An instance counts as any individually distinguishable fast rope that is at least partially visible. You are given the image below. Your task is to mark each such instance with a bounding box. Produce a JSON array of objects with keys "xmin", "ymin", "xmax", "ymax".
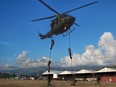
[
  {"xmin": 68, "ymin": 29, "xmax": 77, "ymax": 86},
  {"xmin": 48, "ymin": 39, "xmax": 55, "ymax": 87},
  {"xmin": 68, "ymin": 30, "xmax": 72, "ymax": 72}
]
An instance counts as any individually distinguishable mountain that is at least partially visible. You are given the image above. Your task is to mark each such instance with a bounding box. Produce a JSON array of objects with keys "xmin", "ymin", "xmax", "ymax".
[
  {"xmin": 0, "ymin": 65, "xmax": 115, "ymax": 76},
  {"xmin": 0, "ymin": 67, "xmax": 47, "ymax": 76}
]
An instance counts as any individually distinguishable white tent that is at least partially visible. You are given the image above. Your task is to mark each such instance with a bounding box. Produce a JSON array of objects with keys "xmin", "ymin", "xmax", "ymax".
[
  {"xmin": 59, "ymin": 70, "xmax": 72, "ymax": 75},
  {"xmin": 42, "ymin": 70, "xmax": 55, "ymax": 75},
  {"xmin": 96, "ymin": 67, "xmax": 116, "ymax": 73},
  {"xmin": 42, "ymin": 70, "xmax": 62, "ymax": 75},
  {"xmin": 42, "ymin": 70, "xmax": 62, "ymax": 79},
  {"xmin": 75, "ymin": 69, "xmax": 96, "ymax": 74}
]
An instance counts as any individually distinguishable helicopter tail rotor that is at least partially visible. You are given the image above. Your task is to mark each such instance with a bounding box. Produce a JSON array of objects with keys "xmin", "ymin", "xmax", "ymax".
[
  {"xmin": 38, "ymin": 33, "xmax": 46, "ymax": 39},
  {"xmin": 37, "ymin": 29, "xmax": 45, "ymax": 39}
]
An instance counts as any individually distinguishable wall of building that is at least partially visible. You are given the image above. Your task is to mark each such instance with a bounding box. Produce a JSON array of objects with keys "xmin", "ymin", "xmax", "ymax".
[{"xmin": 101, "ymin": 76, "xmax": 116, "ymax": 82}]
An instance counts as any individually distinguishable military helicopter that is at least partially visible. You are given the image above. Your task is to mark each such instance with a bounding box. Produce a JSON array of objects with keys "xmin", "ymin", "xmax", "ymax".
[{"xmin": 32, "ymin": 0, "xmax": 98, "ymax": 39}]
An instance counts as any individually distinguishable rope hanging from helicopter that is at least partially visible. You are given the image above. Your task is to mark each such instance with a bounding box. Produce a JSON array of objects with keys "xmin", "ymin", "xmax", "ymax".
[
  {"xmin": 67, "ymin": 29, "xmax": 76, "ymax": 85},
  {"xmin": 47, "ymin": 39, "xmax": 55, "ymax": 87},
  {"xmin": 68, "ymin": 30, "xmax": 79, "ymax": 85},
  {"xmin": 68, "ymin": 26, "xmax": 79, "ymax": 85},
  {"xmin": 68, "ymin": 29, "xmax": 73, "ymax": 72}
]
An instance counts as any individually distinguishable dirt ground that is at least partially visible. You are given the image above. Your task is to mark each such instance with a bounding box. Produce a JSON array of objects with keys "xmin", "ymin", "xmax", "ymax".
[{"xmin": 0, "ymin": 79, "xmax": 116, "ymax": 87}]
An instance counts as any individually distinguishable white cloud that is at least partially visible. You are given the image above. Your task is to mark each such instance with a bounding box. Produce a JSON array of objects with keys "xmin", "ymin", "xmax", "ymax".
[
  {"xmin": 99, "ymin": 32, "xmax": 116, "ymax": 65},
  {"xmin": 99, "ymin": 32, "xmax": 116, "ymax": 58},
  {"xmin": 22, "ymin": 58, "xmax": 31, "ymax": 66},
  {"xmin": 25, "ymin": 56, "xmax": 49, "ymax": 68},
  {"xmin": 7, "ymin": 32, "xmax": 115, "ymax": 68},
  {"xmin": 60, "ymin": 32, "xmax": 116, "ymax": 67},
  {"xmin": 16, "ymin": 50, "xmax": 50, "ymax": 68},
  {"xmin": 17, "ymin": 50, "xmax": 28, "ymax": 60}
]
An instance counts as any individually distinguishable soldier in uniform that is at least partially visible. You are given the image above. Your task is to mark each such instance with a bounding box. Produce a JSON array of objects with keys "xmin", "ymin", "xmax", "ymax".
[{"xmin": 95, "ymin": 76, "xmax": 101, "ymax": 87}]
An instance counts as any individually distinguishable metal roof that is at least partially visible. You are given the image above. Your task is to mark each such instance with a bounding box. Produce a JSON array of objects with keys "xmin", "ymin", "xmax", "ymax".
[
  {"xmin": 96, "ymin": 67, "xmax": 116, "ymax": 73},
  {"xmin": 75, "ymin": 69, "xmax": 96, "ymax": 74},
  {"xmin": 42, "ymin": 70, "xmax": 62, "ymax": 75},
  {"xmin": 59, "ymin": 70, "xmax": 72, "ymax": 75}
]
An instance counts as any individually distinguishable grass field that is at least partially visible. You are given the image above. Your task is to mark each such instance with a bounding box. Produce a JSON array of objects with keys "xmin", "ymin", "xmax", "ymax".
[{"xmin": 0, "ymin": 79, "xmax": 116, "ymax": 87}]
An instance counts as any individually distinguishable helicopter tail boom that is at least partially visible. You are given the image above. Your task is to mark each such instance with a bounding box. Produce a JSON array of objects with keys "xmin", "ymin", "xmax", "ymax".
[{"xmin": 38, "ymin": 32, "xmax": 52, "ymax": 39}]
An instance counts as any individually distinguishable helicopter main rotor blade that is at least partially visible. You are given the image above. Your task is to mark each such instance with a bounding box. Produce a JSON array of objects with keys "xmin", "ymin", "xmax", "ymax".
[
  {"xmin": 39, "ymin": 0, "xmax": 60, "ymax": 15},
  {"xmin": 64, "ymin": 1, "xmax": 98, "ymax": 14},
  {"xmin": 32, "ymin": 15, "xmax": 56, "ymax": 22}
]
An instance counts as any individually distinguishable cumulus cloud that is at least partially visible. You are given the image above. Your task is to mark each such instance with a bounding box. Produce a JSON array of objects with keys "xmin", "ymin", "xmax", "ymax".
[
  {"xmin": 16, "ymin": 50, "xmax": 50, "ymax": 68},
  {"xmin": 22, "ymin": 56, "xmax": 49, "ymax": 68},
  {"xmin": 99, "ymin": 32, "xmax": 116, "ymax": 64},
  {"xmin": 60, "ymin": 32, "xmax": 116, "ymax": 67},
  {"xmin": 17, "ymin": 50, "xmax": 28, "ymax": 60},
  {"xmin": 16, "ymin": 50, "xmax": 28, "ymax": 65},
  {"xmin": 12, "ymin": 32, "xmax": 116, "ymax": 68}
]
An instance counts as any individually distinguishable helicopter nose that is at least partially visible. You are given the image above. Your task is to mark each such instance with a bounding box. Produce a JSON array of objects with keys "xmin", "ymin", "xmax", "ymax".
[
  {"xmin": 69, "ymin": 17, "xmax": 75, "ymax": 24},
  {"xmin": 72, "ymin": 17, "xmax": 75, "ymax": 22}
]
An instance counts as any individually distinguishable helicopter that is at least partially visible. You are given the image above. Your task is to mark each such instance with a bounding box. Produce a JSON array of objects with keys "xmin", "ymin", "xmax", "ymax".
[{"xmin": 32, "ymin": 0, "xmax": 98, "ymax": 39}]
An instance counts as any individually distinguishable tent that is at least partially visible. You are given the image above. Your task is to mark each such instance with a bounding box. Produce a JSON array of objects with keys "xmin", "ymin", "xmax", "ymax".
[
  {"xmin": 59, "ymin": 70, "xmax": 72, "ymax": 75},
  {"xmin": 42, "ymin": 70, "xmax": 62, "ymax": 79},
  {"xmin": 96, "ymin": 67, "xmax": 116, "ymax": 73},
  {"xmin": 75, "ymin": 69, "xmax": 96, "ymax": 74}
]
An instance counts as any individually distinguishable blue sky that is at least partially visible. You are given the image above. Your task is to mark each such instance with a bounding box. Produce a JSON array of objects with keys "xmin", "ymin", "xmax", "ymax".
[{"xmin": 0, "ymin": 0, "xmax": 116, "ymax": 69}]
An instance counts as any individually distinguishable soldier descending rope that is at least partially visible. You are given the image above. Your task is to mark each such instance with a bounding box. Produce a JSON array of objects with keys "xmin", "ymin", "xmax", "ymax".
[
  {"xmin": 95, "ymin": 76, "xmax": 101, "ymax": 87},
  {"xmin": 47, "ymin": 39, "xmax": 55, "ymax": 87},
  {"xmin": 50, "ymin": 39, "xmax": 54, "ymax": 50},
  {"xmin": 47, "ymin": 58, "xmax": 51, "ymax": 86},
  {"xmin": 68, "ymin": 48, "xmax": 77, "ymax": 86},
  {"xmin": 68, "ymin": 48, "xmax": 72, "ymax": 59}
]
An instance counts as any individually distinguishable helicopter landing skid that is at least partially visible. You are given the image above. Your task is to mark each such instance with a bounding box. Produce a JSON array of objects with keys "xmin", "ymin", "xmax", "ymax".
[{"xmin": 63, "ymin": 27, "xmax": 75, "ymax": 37}]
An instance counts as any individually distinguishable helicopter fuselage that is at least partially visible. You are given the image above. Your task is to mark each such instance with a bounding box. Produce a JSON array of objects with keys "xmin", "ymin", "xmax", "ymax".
[
  {"xmin": 39, "ymin": 15, "xmax": 75, "ymax": 39},
  {"xmin": 52, "ymin": 15, "xmax": 75, "ymax": 35}
]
